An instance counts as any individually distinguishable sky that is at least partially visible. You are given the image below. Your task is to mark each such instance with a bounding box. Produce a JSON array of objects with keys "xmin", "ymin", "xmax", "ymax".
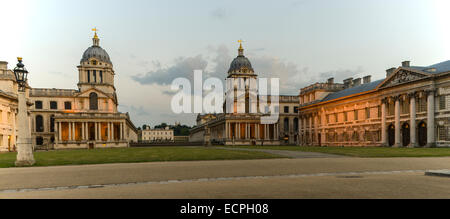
[{"xmin": 0, "ymin": 0, "xmax": 449, "ymax": 127}]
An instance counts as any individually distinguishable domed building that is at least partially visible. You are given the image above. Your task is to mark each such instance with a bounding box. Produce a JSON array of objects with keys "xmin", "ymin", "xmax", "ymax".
[
  {"xmin": 26, "ymin": 31, "xmax": 138, "ymax": 150},
  {"xmin": 190, "ymin": 42, "xmax": 298, "ymax": 145}
]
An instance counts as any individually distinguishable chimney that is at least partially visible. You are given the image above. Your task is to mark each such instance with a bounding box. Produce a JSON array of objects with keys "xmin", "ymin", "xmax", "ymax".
[
  {"xmin": 327, "ymin": 78, "xmax": 334, "ymax": 84},
  {"xmin": 386, "ymin": 68, "xmax": 396, "ymax": 77},
  {"xmin": 343, "ymin": 78, "xmax": 354, "ymax": 88},
  {"xmin": 0, "ymin": 61, "xmax": 8, "ymax": 72},
  {"xmin": 402, "ymin": 61, "xmax": 410, "ymax": 67},
  {"xmin": 353, "ymin": 78, "xmax": 362, "ymax": 86},
  {"xmin": 363, "ymin": 75, "xmax": 372, "ymax": 84}
]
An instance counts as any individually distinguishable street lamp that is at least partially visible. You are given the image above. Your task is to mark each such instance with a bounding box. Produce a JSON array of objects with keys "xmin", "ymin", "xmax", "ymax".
[{"xmin": 13, "ymin": 57, "xmax": 35, "ymax": 167}]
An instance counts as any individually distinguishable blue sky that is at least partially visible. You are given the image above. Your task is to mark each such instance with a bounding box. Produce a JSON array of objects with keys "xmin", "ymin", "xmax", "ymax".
[{"xmin": 0, "ymin": 0, "xmax": 448, "ymax": 127}]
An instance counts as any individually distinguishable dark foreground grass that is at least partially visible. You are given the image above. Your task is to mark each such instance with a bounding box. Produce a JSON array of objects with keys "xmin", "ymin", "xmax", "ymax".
[
  {"xmin": 226, "ymin": 146, "xmax": 450, "ymax": 158},
  {"xmin": 0, "ymin": 147, "xmax": 283, "ymax": 168}
]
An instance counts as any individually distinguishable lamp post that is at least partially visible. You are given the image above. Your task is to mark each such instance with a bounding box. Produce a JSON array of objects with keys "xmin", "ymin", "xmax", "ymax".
[{"xmin": 14, "ymin": 57, "xmax": 35, "ymax": 167}]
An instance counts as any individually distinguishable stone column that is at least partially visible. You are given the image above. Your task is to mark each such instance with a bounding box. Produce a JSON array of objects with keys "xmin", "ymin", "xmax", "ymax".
[
  {"xmin": 309, "ymin": 115, "xmax": 313, "ymax": 145},
  {"xmin": 409, "ymin": 93, "xmax": 417, "ymax": 148},
  {"xmin": 224, "ymin": 122, "xmax": 228, "ymax": 141},
  {"xmin": 58, "ymin": 122, "xmax": 62, "ymax": 141},
  {"xmin": 381, "ymin": 98, "xmax": 387, "ymax": 146},
  {"xmin": 112, "ymin": 123, "xmax": 115, "ymax": 141},
  {"xmin": 94, "ymin": 122, "xmax": 98, "ymax": 141},
  {"xmin": 15, "ymin": 92, "xmax": 35, "ymax": 166},
  {"xmin": 82, "ymin": 122, "xmax": 85, "ymax": 140},
  {"xmin": 120, "ymin": 122, "xmax": 124, "ymax": 140},
  {"xmin": 68, "ymin": 122, "xmax": 72, "ymax": 141},
  {"xmin": 394, "ymin": 96, "xmax": 401, "ymax": 147},
  {"xmin": 298, "ymin": 117, "xmax": 302, "ymax": 146},
  {"xmin": 314, "ymin": 114, "xmax": 319, "ymax": 144},
  {"xmin": 427, "ymin": 89, "xmax": 436, "ymax": 147}
]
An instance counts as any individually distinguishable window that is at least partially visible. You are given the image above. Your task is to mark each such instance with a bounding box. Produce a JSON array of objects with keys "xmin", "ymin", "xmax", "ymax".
[
  {"xmin": 378, "ymin": 106, "xmax": 381, "ymax": 118},
  {"xmin": 284, "ymin": 118, "xmax": 290, "ymax": 132},
  {"xmin": 36, "ymin": 115, "xmax": 44, "ymax": 132},
  {"xmin": 401, "ymin": 100, "xmax": 410, "ymax": 114},
  {"xmin": 36, "ymin": 137, "xmax": 44, "ymax": 146},
  {"xmin": 366, "ymin": 108, "xmax": 370, "ymax": 119},
  {"xmin": 89, "ymin": 93, "xmax": 98, "ymax": 110},
  {"xmin": 93, "ymin": 70, "xmax": 97, "ymax": 82},
  {"xmin": 50, "ymin": 115, "xmax": 55, "ymax": 132},
  {"xmin": 100, "ymin": 71, "xmax": 103, "ymax": 83},
  {"xmin": 64, "ymin": 102, "xmax": 72, "ymax": 110},
  {"xmin": 417, "ymin": 97, "xmax": 427, "ymax": 112},
  {"xmin": 294, "ymin": 107, "xmax": 299, "ymax": 114},
  {"xmin": 440, "ymin": 96, "xmax": 446, "ymax": 110},
  {"xmin": 344, "ymin": 112, "xmax": 348, "ymax": 122},
  {"xmin": 284, "ymin": 106, "xmax": 289, "ymax": 113},
  {"xmin": 87, "ymin": 70, "xmax": 90, "ymax": 83},
  {"xmin": 35, "ymin": 101, "xmax": 43, "ymax": 109},
  {"xmin": 50, "ymin": 101, "xmax": 58, "ymax": 110},
  {"xmin": 354, "ymin": 110, "xmax": 359, "ymax": 121}
]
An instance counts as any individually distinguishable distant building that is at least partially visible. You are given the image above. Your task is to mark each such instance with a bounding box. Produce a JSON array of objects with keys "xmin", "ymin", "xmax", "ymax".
[
  {"xmin": 189, "ymin": 43, "xmax": 298, "ymax": 145},
  {"xmin": 141, "ymin": 127, "xmax": 174, "ymax": 142},
  {"xmin": 299, "ymin": 60, "xmax": 450, "ymax": 148},
  {"xmin": 0, "ymin": 61, "xmax": 20, "ymax": 152}
]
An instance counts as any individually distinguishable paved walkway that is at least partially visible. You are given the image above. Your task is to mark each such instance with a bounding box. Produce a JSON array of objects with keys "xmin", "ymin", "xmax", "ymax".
[
  {"xmin": 216, "ymin": 147, "xmax": 345, "ymax": 158},
  {"xmin": 1, "ymin": 157, "xmax": 450, "ymax": 198}
]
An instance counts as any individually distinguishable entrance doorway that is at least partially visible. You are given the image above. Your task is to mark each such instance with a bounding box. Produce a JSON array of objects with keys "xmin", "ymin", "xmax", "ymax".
[
  {"xmin": 418, "ymin": 122, "xmax": 427, "ymax": 147},
  {"xmin": 402, "ymin": 123, "xmax": 410, "ymax": 147},
  {"xmin": 388, "ymin": 124, "xmax": 395, "ymax": 147}
]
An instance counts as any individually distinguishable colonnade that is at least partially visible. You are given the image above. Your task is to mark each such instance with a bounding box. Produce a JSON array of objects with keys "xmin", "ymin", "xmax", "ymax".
[{"xmin": 56, "ymin": 121, "xmax": 125, "ymax": 142}]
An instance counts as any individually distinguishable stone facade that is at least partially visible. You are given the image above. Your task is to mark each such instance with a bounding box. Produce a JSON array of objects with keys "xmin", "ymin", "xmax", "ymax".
[
  {"xmin": 299, "ymin": 60, "xmax": 450, "ymax": 148},
  {"xmin": 189, "ymin": 43, "xmax": 297, "ymax": 146},
  {"xmin": 27, "ymin": 33, "xmax": 138, "ymax": 150},
  {"xmin": 141, "ymin": 127, "xmax": 174, "ymax": 142}
]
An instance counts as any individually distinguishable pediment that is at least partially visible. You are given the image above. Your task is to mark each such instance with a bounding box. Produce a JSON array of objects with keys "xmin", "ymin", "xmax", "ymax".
[
  {"xmin": 377, "ymin": 68, "xmax": 430, "ymax": 89},
  {"xmin": 75, "ymin": 88, "xmax": 111, "ymax": 98}
]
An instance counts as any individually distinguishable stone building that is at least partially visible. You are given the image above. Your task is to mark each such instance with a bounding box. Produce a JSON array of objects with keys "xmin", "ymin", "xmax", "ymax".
[
  {"xmin": 299, "ymin": 60, "xmax": 450, "ymax": 148},
  {"xmin": 189, "ymin": 43, "xmax": 297, "ymax": 145},
  {"xmin": 141, "ymin": 127, "xmax": 174, "ymax": 142},
  {"xmin": 28, "ymin": 32, "xmax": 138, "ymax": 150},
  {"xmin": 0, "ymin": 62, "xmax": 19, "ymax": 152}
]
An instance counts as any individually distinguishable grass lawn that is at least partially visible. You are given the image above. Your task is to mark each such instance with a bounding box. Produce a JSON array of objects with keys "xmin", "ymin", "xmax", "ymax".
[
  {"xmin": 224, "ymin": 146, "xmax": 450, "ymax": 158},
  {"xmin": 0, "ymin": 147, "xmax": 283, "ymax": 168}
]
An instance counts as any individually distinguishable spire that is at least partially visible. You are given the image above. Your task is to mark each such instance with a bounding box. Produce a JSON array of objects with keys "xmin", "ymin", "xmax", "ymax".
[
  {"xmin": 92, "ymin": 28, "xmax": 100, "ymax": 47},
  {"xmin": 238, "ymin": 39, "xmax": 244, "ymax": 56}
]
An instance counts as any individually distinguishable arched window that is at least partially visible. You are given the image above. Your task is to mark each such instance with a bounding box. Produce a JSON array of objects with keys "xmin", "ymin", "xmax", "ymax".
[
  {"xmin": 89, "ymin": 92, "xmax": 98, "ymax": 110},
  {"xmin": 36, "ymin": 115, "xmax": 44, "ymax": 132}
]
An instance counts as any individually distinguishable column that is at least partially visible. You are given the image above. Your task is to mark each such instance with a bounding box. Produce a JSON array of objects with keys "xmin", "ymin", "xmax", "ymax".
[
  {"xmin": 58, "ymin": 122, "xmax": 62, "ymax": 141},
  {"xmin": 394, "ymin": 96, "xmax": 401, "ymax": 147},
  {"xmin": 298, "ymin": 117, "xmax": 302, "ymax": 146},
  {"xmin": 427, "ymin": 89, "xmax": 436, "ymax": 147},
  {"xmin": 224, "ymin": 122, "xmax": 228, "ymax": 140},
  {"xmin": 107, "ymin": 123, "xmax": 111, "ymax": 141},
  {"xmin": 82, "ymin": 121, "xmax": 85, "ymax": 140},
  {"xmin": 381, "ymin": 98, "xmax": 387, "ymax": 146},
  {"xmin": 85, "ymin": 123, "xmax": 89, "ymax": 141},
  {"xmin": 120, "ymin": 122, "xmax": 124, "ymax": 140},
  {"xmin": 265, "ymin": 124, "xmax": 269, "ymax": 140},
  {"xmin": 314, "ymin": 114, "xmax": 319, "ymax": 144},
  {"xmin": 245, "ymin": 123, "xmax": 248, "ymax": 140},
  {"xmin": 94, "ymin": 122, "xmax": 98, "ymax": 141},
  {"xmin": 256, "ymin": 124, "xmax": 259, "ymax": 140},
  {"xmin": 68, "ymin": 122, "xmax": 72, "ymax": 141},
  {"xmin": 309, "ymin": 115, "xmax": 313, "ymax": 145},
  {"xmin": 409, "ymin": 93, "xmax": 417, "ymax": 148},
  {"xmin": 112, "ymin": 123, "xmax": 115, "ymax": 141}
]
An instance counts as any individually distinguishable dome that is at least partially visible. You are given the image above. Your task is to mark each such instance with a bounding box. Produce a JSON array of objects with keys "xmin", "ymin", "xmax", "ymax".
[
  {"xmin": 80, "ymin": 32, "xmax": 112, "ymax": 64},
  {"xmin": 81, "ymin": 46, "xmax": 112, "ymax": 64},
  {"xmin": 227, "ymin": 42, "xmax": 254, "ymax": 74},
  {"xmin": 228, "ymin": 55, "xmax": 254, "ymax": 74}
]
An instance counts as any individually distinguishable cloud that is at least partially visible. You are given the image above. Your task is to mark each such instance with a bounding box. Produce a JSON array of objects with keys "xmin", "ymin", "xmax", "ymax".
[
  {"xmin": 131, "ymin": 55, "xmax": 208, "ymax": 86},
  {"xmin": 131, "ymin": 45, "xmax": 366, "ymax": 96},
  {"xmin": 210, "ymin": 8, "xmax": 227, "ymax": 20}
]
